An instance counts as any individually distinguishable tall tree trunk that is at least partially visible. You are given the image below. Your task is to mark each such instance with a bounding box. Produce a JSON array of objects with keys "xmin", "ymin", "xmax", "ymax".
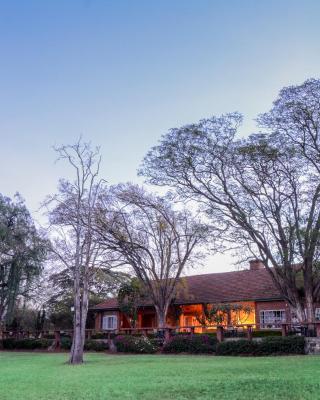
[
  {"xmin": 69, "ymin": 239, "xmax": 83, "ymax": 364},
  {"xmin": 69, "ymin": 288, "xmax": 83, "ymax": 364},
  {"xmin": 305, "ymin": 292, "xmax": 314, "ymax": 324},
  {"xmin": 155, "ymin": 304, "xmax": 168, "ymax": 329}
]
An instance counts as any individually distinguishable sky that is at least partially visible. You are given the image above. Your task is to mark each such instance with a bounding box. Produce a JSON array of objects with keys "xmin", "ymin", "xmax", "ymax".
[{"xmin": 0, "ymin": 0, "xmax": 319, "ymax": 274}]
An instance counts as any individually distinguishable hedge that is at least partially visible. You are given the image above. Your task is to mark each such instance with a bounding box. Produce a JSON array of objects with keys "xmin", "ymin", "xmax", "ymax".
[
  {"xmin": 114, "ymin": 335, "xmax": 157, "ymax": 353},
  {"xmin": 2, "ymin": 338, "xmax": 53, "ymax": 350},
  {"xmin": 162, "ymin": 334, "xmax": 217, "ymax": 354},
  {"xmin": 2, "ymin": 338, "xmax": 108, "ymax": 352},
  {"xmin": 216, "ymin": 336, "xmax": 305, "ymax": 356},
  {"xmin": 252, "ymin": 330, "xmax": 282, "ymax": 337}
]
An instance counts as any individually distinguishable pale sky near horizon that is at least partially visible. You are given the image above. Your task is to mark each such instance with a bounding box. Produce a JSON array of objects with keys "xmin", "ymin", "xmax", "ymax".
[{"xmin": 1, "ymin": 0, "xmax": 319, "ymax": 274}]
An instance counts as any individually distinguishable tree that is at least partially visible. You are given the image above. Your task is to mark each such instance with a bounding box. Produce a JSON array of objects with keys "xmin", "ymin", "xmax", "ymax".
[
  {"xmin": 140, "ymin": 79, "xmax": 320, "ymax": 323},
  {"xmin": 118, "ymin": 277, "xmax": 145, "ymax": 328},
  {"xmin": 195, "ymin": 303, "xmax": 253, "ymax": 326},
  {"xmin": 0, "ymin": 193, "xmax": 47, "ymax": 329},
  {"xmin": 45, "ymin": 139, "xmax": 114, "ymax": 364},
  {"xmin": 94, "ymin": 184, "xmax": 208, "ymax": 330}
]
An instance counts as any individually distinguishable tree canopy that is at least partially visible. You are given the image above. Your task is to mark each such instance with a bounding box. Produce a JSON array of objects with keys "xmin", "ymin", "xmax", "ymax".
[
  {"xmin": 0, "ymin": 194, "xmax": 47, "ymax": 326},
  {"xmin": 140, "ymin": 79, "xmax": 320, "ymax": 322}
]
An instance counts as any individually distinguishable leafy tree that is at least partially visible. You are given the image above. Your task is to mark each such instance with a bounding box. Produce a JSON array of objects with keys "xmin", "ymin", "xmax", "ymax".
[
  {"xmin": 118, "ymin": 277, "xmax": 145, "ymax": 328},
  {"xmin": 0, "ymin": 194, "xmax": 47, "ymax": 328},
  {"xmin": 195, "ymin": 303, "xmax": 253, "ymax": 326},
  {"xmin": 140, "ymin": 79, "xmax": 320, "ymax": 323}
]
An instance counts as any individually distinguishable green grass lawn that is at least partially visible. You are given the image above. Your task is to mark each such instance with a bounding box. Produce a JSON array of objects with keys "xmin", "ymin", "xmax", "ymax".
[{"xmin": 0, "ymin": 352, "xmax": 320, "ymax": 400}]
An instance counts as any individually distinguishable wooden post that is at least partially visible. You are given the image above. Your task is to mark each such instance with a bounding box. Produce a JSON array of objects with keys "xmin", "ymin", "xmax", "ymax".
[
  {"xmin": 246, "ymin": 325, "xmax": 253, "ymax": 341},
  {"xmin": 281, "ymin": 323, "xmax": 287, "ymax": 337},
  {"xmin": 315, "ymin": 323, "xmax": 320, "ymax": 338},
  {"xmin": 216, "ymin": 326, "xmax": 224, "ymax": 343},
  {"xmin": 54, "ymin": 330, "xmax": 61, "ymax": 350}
]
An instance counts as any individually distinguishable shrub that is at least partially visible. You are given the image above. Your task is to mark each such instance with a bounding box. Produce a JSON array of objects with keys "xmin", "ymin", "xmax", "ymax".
[
  {"xmin": 90, "ymin": 332, "xmax": 112, "ymax": 339},
  {"xmin": 216, "ymin": 336, "xmax": 305, "ymax": 356},
  {"xmin": 2, "ymin": 338, "xmax": 53, "ymax": 350},
  {"xmin": 258, "ymin": 336, "xmax": 305, "ymax": 355},
  {"xmin": 84, "ymin": 340, "xmax": 108, "ymax": 352},
  {"xmin": 252, "ymin": 330, "xmax": 282, "ymax": 337},
  {"xmin": 162, "ymin": 334, "xmax": 217, "ymax": 354},
  {"xmin": 60, "ymin": 338, "xmax": 72, "ymax": 350},
  {"xmin": 114, "ymin": 335, "xmax": 157, "ymax": 353},
  {"xmin": 216, "ymin": 339, "xmax": 258, "ymax": 355}
]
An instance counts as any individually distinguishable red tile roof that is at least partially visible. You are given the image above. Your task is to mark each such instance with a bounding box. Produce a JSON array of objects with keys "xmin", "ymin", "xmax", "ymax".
[{"xmin": 92, "ymin": 268, "xmax": 282, "ymax": 310}]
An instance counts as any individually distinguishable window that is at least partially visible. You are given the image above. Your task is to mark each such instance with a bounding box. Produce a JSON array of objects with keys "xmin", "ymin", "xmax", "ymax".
[
  {"xmin": 102, "ymin": 315, "xmax": 118, "ymax": 330},
  {"xmin": 184, "ymin": 316, "xmax": 193, "ymax": 327},
  {"xmin": 260, "ymin": 310, "xmax": 286, "ymax": 328},
  {"xmin": 315, "ymin": 308, "xmax": 320, "ymax": 321}
]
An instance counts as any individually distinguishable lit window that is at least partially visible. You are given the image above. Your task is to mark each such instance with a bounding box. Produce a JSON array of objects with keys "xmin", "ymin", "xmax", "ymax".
[
  {"xmin": 102, "ymin": 315, "xmax": 118, "ymax": 330},
  {"xmin": 260, "ymin": 310, "xmax": 286, "ymax": 328}
]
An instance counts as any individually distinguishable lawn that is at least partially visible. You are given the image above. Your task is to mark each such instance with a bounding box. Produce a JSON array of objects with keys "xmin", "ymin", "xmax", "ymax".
[{"xmin": 0, "ymin": 352, "xmax": 320, "ymax": 400}]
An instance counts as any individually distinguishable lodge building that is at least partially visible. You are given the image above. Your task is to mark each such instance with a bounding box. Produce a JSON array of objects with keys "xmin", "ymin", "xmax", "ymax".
[{"xmin": 92, "ymin": 260, "xmax": 318, "ymax": 332}]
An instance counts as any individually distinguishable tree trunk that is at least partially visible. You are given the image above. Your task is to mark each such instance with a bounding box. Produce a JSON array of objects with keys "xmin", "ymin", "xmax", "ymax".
[
  {"xmin": 69, "ymin": 296, "xmax": 84, "ymax": 364},
  {"xmin": 305, "ymin": 292, "xmax": 314, "ymax": 323},
  {"xmin": 69, "ymin": 261, "xmax": 83, "ymax": 364},
  {"xmin": 292, "ymin": 302, "xmax": 306, "ymax": 323}
]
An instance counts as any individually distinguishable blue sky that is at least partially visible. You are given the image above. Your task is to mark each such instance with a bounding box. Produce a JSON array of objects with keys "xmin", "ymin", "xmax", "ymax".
[{"xmin": 1, "ymin": 0, "xmax": 319, "ymax": 272}]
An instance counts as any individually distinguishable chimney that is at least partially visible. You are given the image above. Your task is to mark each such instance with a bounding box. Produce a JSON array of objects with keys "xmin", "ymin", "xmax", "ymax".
[{"xmin": 249, "ymin": 259, "xmax": 265, "ymax": 271}]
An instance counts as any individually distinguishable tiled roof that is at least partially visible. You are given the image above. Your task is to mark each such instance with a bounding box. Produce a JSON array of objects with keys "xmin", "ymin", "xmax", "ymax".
[{"xmin": 92, "ymin": 268, "xmax": 282, "ymax": 311}]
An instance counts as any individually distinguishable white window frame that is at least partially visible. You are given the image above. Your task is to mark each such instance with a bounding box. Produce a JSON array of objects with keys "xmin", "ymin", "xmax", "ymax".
[
  {"xmin": 102, "ymin": 314, "xmax": 118, "ymax": 330},
  {"xmin": 260, "ymin": 309, "xmax": 286, "ymax": 329}
]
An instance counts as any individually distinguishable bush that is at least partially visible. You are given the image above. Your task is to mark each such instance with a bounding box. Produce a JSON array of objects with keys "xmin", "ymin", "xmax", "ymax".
[
  {"xmin": 162, "ymin": 334, "xmax": 217, "ymax": 354},
  {"xmin": 84, "ymin": 340, "xmax": 108, "ymax": 352},
  {"xmin": 216, "ymin": 339, "xmax": 258, "ymax": 355},
  {"xmin": 114, "ymin": 335, "xmax": 157, "ymax": 353},
  {"xmin": 216, "ymin": 336, "xmax": 305, "ymax": 356},
  {"xmin": 60, "ymin": 337, "xmax": 72, "ymax": 350},
  {"xmin": 2, "ymin": 338, "xmax": 53, "ymax": 350},
  {"xmin": 90, "ymin": 332, "xmax": 110, "ymax": 340},
  {"xmin": 258, "ymin": 336, "xmax": 305, "ymax": 355},
  {"xmin": 252, "ymin": 330, "xmax": 282, "ymax": 337}
]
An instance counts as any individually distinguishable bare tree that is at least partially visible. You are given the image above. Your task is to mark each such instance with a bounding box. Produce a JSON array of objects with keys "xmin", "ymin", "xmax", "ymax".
[
  {"xmin": 45, "ymin": 139, "xmax": 113, "ymax": 364},
  {"xmin": 140, "ymin": 79, "xmax": 320, "ymax": 323},
  {"xmin": 94, "ymin": 184, "xmax": 208, "ymax": 330}
]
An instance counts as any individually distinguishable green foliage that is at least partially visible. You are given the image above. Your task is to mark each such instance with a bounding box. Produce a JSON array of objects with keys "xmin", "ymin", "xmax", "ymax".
[
  {"xmin": 2, "ymin": 338, "xmax": 108, "ymax": 352},
  {"xmin": 91, "ymin": 332, "xmax": 110, "ymax": 339},
  {"xmin": 162, "ymin": 334, "xmax": 217, "ymax": 354},
  {"xmin": 84, "ymin": 340, "xmax": 108, "ymax": 352},
  {"xmin": 117, "ymin": 277, "xmax": 145, "ymax": 328},
  {"xmin": 114, "ymin": 335, "xmax": 157, "ymax": 353},
  {"xmin": 60, "ymin": 337, "xmax": 72, "ymax": 350},
  {"xmin": 216, "ymin": 336, "xmax": 305, "ymax": 356},
  {"xmin": 215, "ymin": 339, "xmax": 258, "ymax": 355},
  {"xmin": 252, "ymin": 330, "xmax": 282, "ymax": 337},
  {"xmin": 0, "ymin": 194, "xmax": 48, "ymax": 324},
  {"xmin": 2, "ymin": 338, "xmax": 53, "ymax": 350},
  {"xmin": 47, "ymin": 296, "xmax": 74, "ymax": 330}
]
